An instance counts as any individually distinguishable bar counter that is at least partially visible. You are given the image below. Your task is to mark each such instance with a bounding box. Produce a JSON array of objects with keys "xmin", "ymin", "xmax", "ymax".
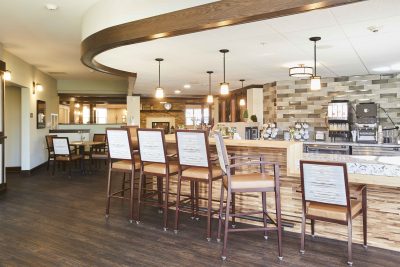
[{"xmin": 164, "ymin": 135, "xmax": 400, "ymax": 252}]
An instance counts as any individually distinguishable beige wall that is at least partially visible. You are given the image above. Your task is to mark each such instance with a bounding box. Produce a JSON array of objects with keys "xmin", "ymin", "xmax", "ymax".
[
  {"xmin": 57, "ymin": 79, "xmax": 128, "ymax": 95},
  {"xmin": 1, "ymin": 49, "xmax": 59, "ymax": 170},
  {"xmin": 107, "ymin": 108, "xmax": 126, "ymax": 124},
  {"xmin": 5, "ymin": 86, "xmax": 21, "ymax": 167}
]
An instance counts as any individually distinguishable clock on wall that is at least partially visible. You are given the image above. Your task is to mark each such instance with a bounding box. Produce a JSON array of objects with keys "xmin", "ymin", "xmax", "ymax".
[{"xmin": 164, "ymin": 102, "xmax": 172, "ymax": 110}]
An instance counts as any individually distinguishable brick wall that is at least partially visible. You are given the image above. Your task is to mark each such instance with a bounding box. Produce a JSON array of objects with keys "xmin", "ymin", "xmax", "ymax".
[{"xmin": 263, "ymin": 73, "xmax": 400, "ymax": 132}]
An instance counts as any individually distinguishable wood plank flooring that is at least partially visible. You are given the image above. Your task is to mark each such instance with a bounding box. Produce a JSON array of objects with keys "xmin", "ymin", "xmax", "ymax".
[{"xmin": 0, "ymin": 167, "xmax": 399, "ymax": 266}]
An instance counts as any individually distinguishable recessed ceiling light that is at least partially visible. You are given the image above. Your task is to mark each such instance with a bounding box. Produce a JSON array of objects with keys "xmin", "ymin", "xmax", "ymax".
[
  {"xmin": 174, "ymin": 90, "xmax": 181, "ymax": 94},
  {"xmin": 45, "ymin": 3, "xmax": 58, "ymax": 11},
  {"xmin": 183, "ymin": 84, "xmax": 191, "ymax": 89},
  {"xmin": 367, "ymin": 26, "xmax": 381, "ymax": 33}
]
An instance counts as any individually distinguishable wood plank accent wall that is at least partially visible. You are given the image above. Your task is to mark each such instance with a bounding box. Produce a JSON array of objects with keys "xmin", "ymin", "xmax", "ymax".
[{"xmin": 264, "ymin": 73, "xmax": 400, "ymax": 131}]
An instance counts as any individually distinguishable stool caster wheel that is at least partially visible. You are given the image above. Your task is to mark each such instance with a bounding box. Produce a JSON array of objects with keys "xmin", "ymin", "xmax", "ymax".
[
  {"xmin": 217, "ymin": 238, "xmax": 221, "ymax": 243},
  {"xmin": 264, "ymin": 235, "xmax": 268, "ymax": 240},
  {"xmin": 231, "ymin": 224, "xmax": 236, "ymax": 229},
  {"xmin": 135, "ymin": 221, "xmax": 140, "ymax": 225},
  {"xmin": 105, "ymin": 214, "xmax": 109, "ymax": 219},
  {"xmin": 221, "ymin": 256, "xmax": 227, "ymax": 261},
  {"xmin": 163, "ymin": 227, "xmax": 168, "ymax": 231},
  {"xmin": 158, "ymin": 209, "xmax": 163, "ymax": 214},
  {"xmin": 311, "ymin": 235, "xmax": 316, "ymax": 239},
  {"xmin": 129, "ymin": 219, "xmax": 133, "ymax": 224},
  {"xmin": 300, "ymin": 250, "xmax": 305, "ymax": 255},
  {"xmin": 363, "ymin": 245, "xmax": 368, "ymax": 250},
  {"xmin": 195, "ymin": 217, "xmax": 200, "ymax": 221},
  {"xmin": 347, "ymin": 261, "xmax": 353, "ymax": 266},
  {"xmin": 190, "ymin": 216, "xmax": 195, "ymax": 220},
  {"xmin": 278, "ymin": 256, "xmax": 283, "ymax": 261},
  {"xmin": 174, "ymin": 230, "xmax": 178, "ymax": 234},
  {"xmin": 206, "ymin": 237, "xmax": 211, "ymax": 242}
]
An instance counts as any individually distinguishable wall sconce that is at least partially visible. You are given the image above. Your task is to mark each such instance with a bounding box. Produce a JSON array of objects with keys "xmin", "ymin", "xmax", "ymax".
[
  {"xmin": 33, "ymin": 82, "xmax": 43, "ymax": 95},
  {"xmin": 4, "ymin": 70, "xmax": 11, "ymax": 81}
]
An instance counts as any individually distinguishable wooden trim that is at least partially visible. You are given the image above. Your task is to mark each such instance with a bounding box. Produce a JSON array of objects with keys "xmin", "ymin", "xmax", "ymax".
[
  {"xmin": 6, "ymin": 167, "xmax": 21, "ymax": 173},
  {"xmin": 81, "ymin": 0, "xmax": 362, "ymax": 77},
  {"xmin": 0, "ymin": 182, "xmax": 6, "ymax": 193},
  {"xmin": 21, "ymin": 162, "xmax": 47, "ymax": 176}
]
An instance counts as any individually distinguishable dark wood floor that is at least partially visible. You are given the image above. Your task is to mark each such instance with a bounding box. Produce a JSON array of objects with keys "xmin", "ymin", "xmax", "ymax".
[{"xmin": 0, "ymin": 167, "xmax": 399, "ymax": 267}]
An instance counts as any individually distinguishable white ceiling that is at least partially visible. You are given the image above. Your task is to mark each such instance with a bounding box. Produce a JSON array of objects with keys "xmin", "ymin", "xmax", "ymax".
[
  {"xmin": 1, "ymin": 0, "xmax": 400, "ymax": 95},
  {"xmin": 94, "ymin": 0, "xmax": 400, "ymax": 95}
]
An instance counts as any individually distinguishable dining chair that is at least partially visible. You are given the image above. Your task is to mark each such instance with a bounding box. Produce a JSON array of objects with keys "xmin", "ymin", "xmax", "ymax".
[
  {"xmin": 299, "ymin": 160, "xmax": 367, "ymax": 266},
  {"xmin": 136, "ymin": 128, "xmax": 179, "ymax": 230},
  {"xmin": 52, "ymin": 137, "xmax": 83, "ymax": 177},
  {"xmin": 214, "ymin": 131, "xmax": 283, "ymax": 261},
  {"xmin": 45, "ymin": 134, "xmax": 57, "ymax": 171},
  {"xmin": 174, "ymin": 130, "xmax": 223, "ymax": 241},
  {"xmin": 90, "ymin": 133, "xmax": 108, "ymax": 168}
]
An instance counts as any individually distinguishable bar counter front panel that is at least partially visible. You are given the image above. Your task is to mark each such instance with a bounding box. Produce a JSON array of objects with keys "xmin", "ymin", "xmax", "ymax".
[{"xmin": 163, "ymin": 135, "xmax": 400, "ymax": 252}]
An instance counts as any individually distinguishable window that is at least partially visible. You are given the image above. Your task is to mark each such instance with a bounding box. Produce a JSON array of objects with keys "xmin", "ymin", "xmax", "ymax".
[
  {"xmin": 82, "ymin": 105, "xmax": 90, "ymax": 124},
  {"xmin": 96, "ymin": 108, "xmax": 107, "ymax": 124},
  {"xmin": 185, "ymin": 105, "xmax": 209, "ymax": 126}
]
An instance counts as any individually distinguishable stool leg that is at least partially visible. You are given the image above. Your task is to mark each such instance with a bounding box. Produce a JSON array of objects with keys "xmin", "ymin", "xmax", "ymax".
[
  {"xmin": 311, "ymin": 219, "xmax": 315, "ymax": 238},
  {"xmin": 105, "ymin": 164, "xmax": 112, "ymax": 218},
  {"xmin": 300, "ymin": 211, "xmax": 306, "ymax": 254},
  {"xmin": 121, "ymin": 173, "xmax": 126, "ymax": 197},
  {"xmin": 174, "ymin": 172, "xmax": 182, "ymax": 234},
  {"xmin": 52, "ymin": 159, "xmax": 56, "ymax": 176},
  {"xmin": 217, "ymin": 181, "xmax": 225, "ymax": 243},
  {"xmin": 347, "ymin": 219, "xmax": 353, "ymax": 266},
  {"xmin": 221, "ymin": 189, "xmax": 232, "ymax": 260},
  {"xmin": 195, "ymin": 182, "xmax": 200, "ymax": 220},
  {"xmin": 261, "ymin": 192, "xmax": 268, "ymax": 239},
  {"xmin": 163, "ymin": 174, "xmax": 170, "ymax": 231},
  {"xmin": 190, "ymin": 181, "xmax": 195, "ymax": 219},
  {"xmin": 231, "ymin": 193, "xmax": 236, "ymax": 228},
  {"xmin": 157, "ymin": 176, "xmax": 163, "ymax": 213},
  {"xmin": 275, "ymin": 186, "xmax": 283, "ymax": 260},
  {"xmin": 362, "ymin": 189, "xmax": 367, "ymax": 249},
  {"xmin": 129, "ymin": 170, "xmax": 135, "ymax": 223},
  {"xmin": 137, "ymin": 171, "xmax": 144, "ymax": 223},
  {"xmin": 206, "ymin": 180, "xmax": 212, "ymax": 241}
]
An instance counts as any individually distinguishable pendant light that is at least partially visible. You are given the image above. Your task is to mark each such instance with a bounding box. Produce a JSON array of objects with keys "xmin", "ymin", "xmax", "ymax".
[
  {"xmin": 310, "ymin": 37, "xmax": 322, "ymax": 91},
  {"xmin": 4, "ymin": 70, "xmax": 11, "ymax": 81},
  {"xmin": 289, "ymin": 64, "xmax": 313, "ymax": 78},
  {"xmin": 219, "ymin": 49, "xmax": 229, "ymax": 95},
  {"xmin": 239, "ymin": 79, "xmax": 246, "ymax": 106},
  {"xmin": 206, "ymin": 71, "xmax": 214, "ymax": 103},
  {"xmin": 155, "ymin": 58, "xmax": 164, "ymax": 98}
]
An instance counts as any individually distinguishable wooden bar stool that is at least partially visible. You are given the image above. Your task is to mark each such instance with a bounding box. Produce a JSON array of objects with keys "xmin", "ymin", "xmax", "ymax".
[
  {"xmin": 105, "ymin": 128, "xmax": 140, "ymax": 222},
  {"xmin": 299, "ymin": 160, "xmax": 367, "ymax": 266},
  {"xmin": 136, "ymin": 128, "xmax": 179, "ymax": 230},
  {"xmin": 174, "ymin": 130, "xmax": 223, "ymax": 241},
  {"xmin": 214, "ymin": 132, "xmax": 283, "ymax": 261},
  {"xmin": 52, "ymin": 137, "xmax": 83, "ymax": 177}
]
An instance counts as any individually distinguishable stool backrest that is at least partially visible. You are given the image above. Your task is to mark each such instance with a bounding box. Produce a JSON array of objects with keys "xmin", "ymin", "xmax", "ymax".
[
  {"xmin": 106, "ymin": 128, "xmax": 132, "ymax": 160},
  {"xmin": 176, "ymin": 130, "xmax": 210, "ymax": 168},
  {"xmin": 214, "ymin": 131, "xmax": 229, "ymax": 174},
  {"xmin": 137, "ymin": 128, "xmax": 166, "ymax": 163},
  {"xmin": 52, "ymin": 137, "xmax": 71, "ymax": 156},
  {"xmin": 121, "ymin": 125, "xmax": 139, "ymax": 150},
  {"xmin": 300, "ymin": 160, "xmax": 350, "ymax": 207}
]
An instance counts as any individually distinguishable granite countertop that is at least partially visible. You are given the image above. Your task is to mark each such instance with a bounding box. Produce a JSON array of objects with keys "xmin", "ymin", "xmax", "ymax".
[
  {"xmin": 303, "ymin": 140, "xmax": 400, "ymax": 148},
  {"xmin": 301, "ymin": 153, "xmax": 400, "ymax": 177}
]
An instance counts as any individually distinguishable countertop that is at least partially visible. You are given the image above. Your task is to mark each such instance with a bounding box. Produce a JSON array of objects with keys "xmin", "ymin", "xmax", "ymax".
[{"xmin": 303, "ymin": 140, "xmax": 400, "ymax": 148}]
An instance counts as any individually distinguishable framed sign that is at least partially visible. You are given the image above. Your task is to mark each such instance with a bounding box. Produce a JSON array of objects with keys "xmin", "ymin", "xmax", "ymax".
[
  {"xmin": 37, "ymin": 100, "xmax": 46, "ymax": 129},
  {"xmin": 138, "ymin": 130, "xmax": 165, "ymax": 163},
  {"xmin": 106, "ymin": 129, "xmax": 132, "ymax": 160},
  {"xmin": 177, "ymin": 131, "xmax": 208, "ymax": 167}
]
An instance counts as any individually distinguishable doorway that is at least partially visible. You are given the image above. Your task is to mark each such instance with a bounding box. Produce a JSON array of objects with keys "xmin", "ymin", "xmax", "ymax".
[{"xmin": 5, "ymin": 85, "xmax": 22, "ymax": 171}]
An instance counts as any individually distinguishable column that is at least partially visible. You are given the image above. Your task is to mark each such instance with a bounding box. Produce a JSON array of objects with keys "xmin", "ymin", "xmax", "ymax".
[
  {"xmin": 127, "ymin": 96, "xmax": 140, "ymax": 126},
  {"xmin": 247, "ymin": 88, "xmax": 264, "ymax": 124}
]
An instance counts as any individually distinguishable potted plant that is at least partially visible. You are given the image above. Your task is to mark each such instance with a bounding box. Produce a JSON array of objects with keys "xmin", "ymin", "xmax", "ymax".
[
  {"xmin": 243, "ymin": 109, "xmax": 249, "ymax": 122},
  {"xmin": 250, "ymin": 114, "xmax": 257, "ymax": 122}
]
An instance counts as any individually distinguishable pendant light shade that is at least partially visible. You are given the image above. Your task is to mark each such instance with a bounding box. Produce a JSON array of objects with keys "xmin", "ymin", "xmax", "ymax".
[
  {"xmin": 155, "ymin": 58, "xmax": 164, "ymax": 98},
  {"xmin": 310, "ymin": 36, "xmax": 322, "ymax": 91},
  {"xmin": 289, "ymin": 64, "xmax": 313, "ymax": 78},
  {"xmin": 239, "ymin": 79, "xmax": 246, "ymax": 106},
  {"xmin": 4, "ymin": 70, "xmax": 11, "ymax": 81},
  {"xmin": 219, "ymin": 49, "xmax": 230, "ymax": 95},
  {"xmin": 206, "ymin": 71, "xmax": 214, "ymax": 103}
]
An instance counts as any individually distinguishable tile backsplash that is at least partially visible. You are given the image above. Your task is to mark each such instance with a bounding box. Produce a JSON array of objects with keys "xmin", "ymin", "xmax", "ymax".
[{"xmin": 263, "ymin": 73, "xmax": 400, "ymax": 132}]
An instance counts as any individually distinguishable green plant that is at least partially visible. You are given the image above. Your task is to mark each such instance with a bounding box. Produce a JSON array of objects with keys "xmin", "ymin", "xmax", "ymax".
[
  {"xmin": 250, "ymin": 115, "xmax": 257, "ymax": 122},
  {"xmin": 243, "ymin": 109, "xmax": 249, "ymax": 119}
]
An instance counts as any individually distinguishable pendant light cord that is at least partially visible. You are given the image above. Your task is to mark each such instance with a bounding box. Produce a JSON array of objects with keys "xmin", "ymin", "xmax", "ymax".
[
  {"xmin": 223, "ymin": 52, "xmax": 226, "ymax": 83},
  {"xmin": 209, "ymin": 72, "xmax": 211, "ymax": 94},
  {"xmin": 158, "ymin": 60, "xmax": 161, "ymax": 88},
  {"xmin": 314, "ymin": 40, "xmax": 317, "ymax": 76}
]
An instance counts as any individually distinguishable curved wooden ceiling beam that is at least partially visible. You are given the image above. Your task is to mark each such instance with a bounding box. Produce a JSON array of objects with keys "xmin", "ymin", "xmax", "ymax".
[{"xmin": 81, "ymin": 0, "xmax": 363, "ymax": 77}]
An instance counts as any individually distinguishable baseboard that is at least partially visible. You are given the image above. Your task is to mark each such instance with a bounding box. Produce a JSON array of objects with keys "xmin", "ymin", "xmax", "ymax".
[
  {"xmin": 6, "ymin": 167, "xmax": 21, "ymax": 173},
  {"xmin": 21, "ymin": 162, "xmax": 47, "ymax": 176},
  {"xmin": 0, "ymin": 183, "xmax": 6, "ymax": 193}
]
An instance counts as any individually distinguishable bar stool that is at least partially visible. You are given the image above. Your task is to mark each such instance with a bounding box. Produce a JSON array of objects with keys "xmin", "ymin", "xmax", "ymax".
[
  {"xmin": 52, "ymin": 137, "xmax": 83, "ymax": 177},
  {"xmin": 299, "ymin": 160, "xmax": 367, "ymax": 266},
  {"xmin": 136, "ymin": 128, "xmax": 179, "ymax": 230},
  {"xmin": 214, "ymin": 132, "xmax": 283, "ymax": 261},
  {"xmin": 174, "ymin": 130, "xmax": 223, "ymax": 241},
  {"xmin": 105, "ymin": 128, "xmax": 141, "ymax": 222}
]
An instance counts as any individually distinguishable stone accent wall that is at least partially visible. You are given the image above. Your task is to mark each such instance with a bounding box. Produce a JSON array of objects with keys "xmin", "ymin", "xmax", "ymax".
[
  {"xmin": 263, "ymin": 73, "xmax": 400, "ymax": 131},
  {"xmin": 140, "ymin": 101, "xmax": 185, "ymax": 127}
]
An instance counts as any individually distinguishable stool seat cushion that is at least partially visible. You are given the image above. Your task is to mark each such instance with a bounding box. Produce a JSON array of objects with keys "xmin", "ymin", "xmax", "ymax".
[
  {"xmin": 223, "ymin": 173, "xmax": 274, "ymax": 190},
  {"xmin": 56, "ymin": 154, "xmax": 82, "ymax": 161},
  {"xmin": 182, "ymin": 166, "xmax": 222, "ymax": 180},
  {"xmin": 112, "ymin": 160, "xmax": 141, "ymax": 171},
  {"xmin": 307, "ymin": 200, "xmax": 362, "ymax": 221},
  {"xmin": 143, "ymin": 162, "xmax": 179, "ymax": 175},
  {"xmin": 91, "ymin": 152, "xmax": 108, "ymax": 159}
]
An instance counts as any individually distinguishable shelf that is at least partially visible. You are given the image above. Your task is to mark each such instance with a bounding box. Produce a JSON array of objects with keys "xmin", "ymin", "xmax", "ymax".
[{"xmin": 140, "ymin": 110, "xmax": 183, "ymax": 113}]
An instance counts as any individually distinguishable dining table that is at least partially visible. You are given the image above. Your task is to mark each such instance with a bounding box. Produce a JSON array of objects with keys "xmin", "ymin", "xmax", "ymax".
[{"xmin": 70, "ymin": 141, "xmax": 106, "ymax": 173}]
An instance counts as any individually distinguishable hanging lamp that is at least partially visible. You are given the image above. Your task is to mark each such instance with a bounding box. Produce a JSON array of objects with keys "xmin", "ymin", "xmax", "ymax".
[
  {"xmin": 206, "ymin": 71, "xmax": 214, "ymax": 103},
  {"xmin": 310, "ymin": 37, "xmax": 322, "ymax": 91},
  {"xmin": 239, "ymin": 79, "xmax": 246, "ymax": 106},
  {"xmin": 155, "ymin": 58, "xmax": 164, "ymax": 98},
  {"xmin": 219, "ymin": 49, "xmax": 230, "ymax": 95},
  {"xmin": 289, "ymin": 64, "xmax": 313, "ymax": 78},
  {"xmin": 4, "ymin": 70, "xmax": 11, "ymax": 81}
]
